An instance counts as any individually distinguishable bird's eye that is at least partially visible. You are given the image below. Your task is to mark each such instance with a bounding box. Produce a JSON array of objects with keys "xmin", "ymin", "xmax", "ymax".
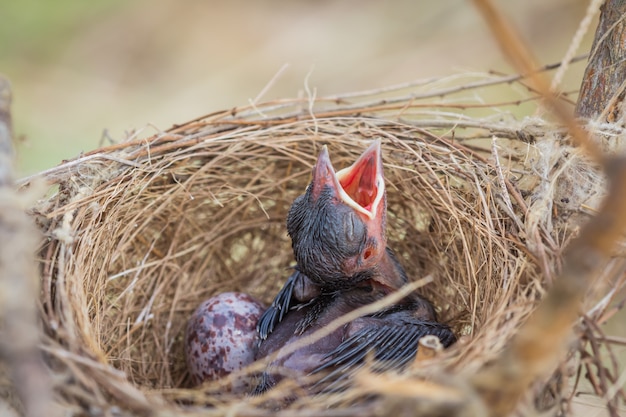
[
  {"xmin": 363, "ymin": 248, "xmax": 373, "ymax": 260},
  {"xmin": 342, "ymin": 210, "xmax": 365, "ymax": 247}
]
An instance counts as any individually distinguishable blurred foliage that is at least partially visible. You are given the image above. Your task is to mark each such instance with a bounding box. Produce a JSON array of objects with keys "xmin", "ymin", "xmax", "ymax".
[
  {"xmin": 1, "ymin": 0, "xmax": 591, "ymax": 175},
  {"xmin": 1, "ymin": 1, "xmax": 122, "ymax": 64},
  {"xmin": 1, "ymin": 0, "xmax": 123, "ymax": 174}
]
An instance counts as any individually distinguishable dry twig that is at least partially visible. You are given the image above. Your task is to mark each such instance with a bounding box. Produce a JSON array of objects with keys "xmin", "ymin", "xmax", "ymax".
[
  {"xmin": 471, "ymin": 1, "xmax": 626, "ymax": 416},
  {"xmin": 0, "ymin": 77, "xmax": 57, "ymax": 417}
]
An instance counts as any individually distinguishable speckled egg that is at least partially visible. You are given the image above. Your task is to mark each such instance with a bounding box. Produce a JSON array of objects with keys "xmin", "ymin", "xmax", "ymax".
[{"xmin": 185, "ymin": 292, "xmax": 265, "ymax": 388}]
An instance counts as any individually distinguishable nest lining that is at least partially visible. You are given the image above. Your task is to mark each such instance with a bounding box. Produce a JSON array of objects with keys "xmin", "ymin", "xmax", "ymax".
[{"xmin": 25, "ymin": 74, "xmax": 622, "ymax": 416}]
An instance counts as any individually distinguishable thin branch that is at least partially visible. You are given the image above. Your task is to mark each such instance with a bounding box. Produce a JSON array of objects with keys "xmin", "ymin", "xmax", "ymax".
[
  {"xmin": 472, "ymin": 0, "xmax": 604, "ymax": 164},
  {"xmin": 0, "ymin": 76, "xmax": 58, "ymax": 417},
  {"xmin": 550, "ymin": 0, "xmax": 604, "ymax": 91},
  {"xmin": 470, "ymin": 1, "xmax": 626, "ymax": 416}
]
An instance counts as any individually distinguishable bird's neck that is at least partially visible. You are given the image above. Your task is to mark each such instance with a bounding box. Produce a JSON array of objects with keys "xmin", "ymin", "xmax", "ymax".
[{"xmin": 367, "ymin": 248, "xmax": 408, "ymax": 295}]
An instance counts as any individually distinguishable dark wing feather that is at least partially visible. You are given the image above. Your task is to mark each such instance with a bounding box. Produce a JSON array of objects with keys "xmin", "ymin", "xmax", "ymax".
[
  {"xmin": 310, "ymin": 321, "xmax": 456, "ymax": 387},
  {"xmin": 256, "ymin": 271, "xmax": 299, "ymax": 340},
  {"xmin": 250, "ymin": 372, "xmax": 277, "ymax": 396}
]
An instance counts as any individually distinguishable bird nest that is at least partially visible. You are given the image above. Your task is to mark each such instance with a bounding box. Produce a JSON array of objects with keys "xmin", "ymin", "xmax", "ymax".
[{"xmin": 25, "ymin": 73, "xmax": 625, "ymax": 416}]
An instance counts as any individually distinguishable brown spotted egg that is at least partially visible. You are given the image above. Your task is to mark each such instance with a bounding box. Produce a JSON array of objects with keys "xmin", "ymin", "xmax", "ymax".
[{"xmin": 185, "ymin": 292, "xmax": 265, "ymax": 389}]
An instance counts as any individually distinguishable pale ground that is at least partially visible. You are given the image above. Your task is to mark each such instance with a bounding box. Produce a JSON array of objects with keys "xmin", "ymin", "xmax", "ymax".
[{"xmin": 2, "ymin": 0, "xmax": 624, "ymax": 415}]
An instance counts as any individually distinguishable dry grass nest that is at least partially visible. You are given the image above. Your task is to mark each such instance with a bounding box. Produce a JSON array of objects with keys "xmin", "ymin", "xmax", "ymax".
[{"xmin": 25, "ymin": 74, "xmax": 625, "ymax": 416}]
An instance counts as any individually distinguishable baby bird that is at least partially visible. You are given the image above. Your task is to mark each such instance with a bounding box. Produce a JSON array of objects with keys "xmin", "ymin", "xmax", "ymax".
[{"xmin": 254, "ymin": 141, "xmax": 455, "ymax": 392}]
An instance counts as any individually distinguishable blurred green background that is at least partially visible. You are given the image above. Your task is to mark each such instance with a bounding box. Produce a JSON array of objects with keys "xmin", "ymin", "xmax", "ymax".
[{"xmin": 2, "ymin": 0, "xmax": 592, "ymax": 176}]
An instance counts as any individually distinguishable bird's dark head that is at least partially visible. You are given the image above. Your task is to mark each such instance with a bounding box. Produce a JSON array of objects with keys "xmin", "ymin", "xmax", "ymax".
[{"xmin": 287, "ymin": 141, "xmax": 396, "ymax": 289}]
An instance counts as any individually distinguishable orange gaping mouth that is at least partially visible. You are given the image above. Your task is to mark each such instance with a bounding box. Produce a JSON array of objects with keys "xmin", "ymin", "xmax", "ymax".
[{"xmin": 334, "ymin": 141, "xmax": 384, "ymax": 220}]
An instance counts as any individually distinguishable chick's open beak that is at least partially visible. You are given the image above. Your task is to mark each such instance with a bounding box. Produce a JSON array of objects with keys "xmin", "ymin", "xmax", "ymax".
[
  {"xmin": 335, "ymin": 140, "xmax": 385, "ymax": 223},
  {"xmin": 311, "ymin": 141, "xmax": 385, "ymax": 222},
  {"xmin": 311, "ymin": 141, "xmax": 387, "ymax": 260}
]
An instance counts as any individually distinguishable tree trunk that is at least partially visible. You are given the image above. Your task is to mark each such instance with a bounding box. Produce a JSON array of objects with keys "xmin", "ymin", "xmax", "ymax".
[{"xmin": 576, "ymin": 0, "xmax": 626, "ymax": 121}]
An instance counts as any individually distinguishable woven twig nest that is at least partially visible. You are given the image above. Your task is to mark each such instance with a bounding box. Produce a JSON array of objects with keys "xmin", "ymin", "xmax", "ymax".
[{"xmin": 27, "ymin": 74, "xmax": 622, "ymax": 416}]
